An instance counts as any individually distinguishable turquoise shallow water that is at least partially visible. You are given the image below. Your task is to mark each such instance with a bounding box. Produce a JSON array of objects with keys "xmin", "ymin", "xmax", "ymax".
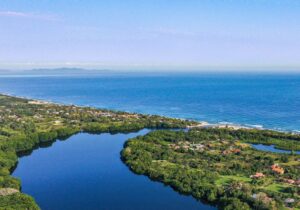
[{"xmin": 0, "ymin": 72, "xmax": 300, "ymax": 131}]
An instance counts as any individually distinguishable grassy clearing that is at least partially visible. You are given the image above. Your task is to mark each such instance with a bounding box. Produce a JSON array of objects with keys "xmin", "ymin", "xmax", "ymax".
[{"xmin": 216, "ymin": 175, "xmax": 252, "ymax": 185}]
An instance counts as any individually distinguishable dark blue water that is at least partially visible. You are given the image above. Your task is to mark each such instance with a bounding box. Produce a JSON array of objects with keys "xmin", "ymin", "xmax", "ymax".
[
  {"xmin": 0, "ymin": 72, "xmax": 299, "ymax": 131},
  {"xmin": 13, "ymin": 130, "xmax": 213, "ymax": 210}
]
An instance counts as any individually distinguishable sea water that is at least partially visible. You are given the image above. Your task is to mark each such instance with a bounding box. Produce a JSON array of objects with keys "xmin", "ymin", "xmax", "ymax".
[{"xmin": 0, "ymin": 72, "xmax": 299, "ymax": 131}]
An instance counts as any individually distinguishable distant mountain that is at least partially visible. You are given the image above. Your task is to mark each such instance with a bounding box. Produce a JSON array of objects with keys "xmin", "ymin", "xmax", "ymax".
[
  {"xmin": 0, "ymin": 68, "xmax": 111, "ymax": 76},
  {"xmin": 0, "ymin": 70, "xmax": 17, "ymax": 75}
]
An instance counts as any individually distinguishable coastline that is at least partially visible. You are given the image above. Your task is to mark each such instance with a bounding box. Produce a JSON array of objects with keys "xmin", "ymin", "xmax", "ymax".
[
  {"xmin": 1, "ymin": 92, "xmax": 248, "ymax": 129},
  {"xmin": 2, "ymin": 92, "xmax": 298, "ymax": 135}
]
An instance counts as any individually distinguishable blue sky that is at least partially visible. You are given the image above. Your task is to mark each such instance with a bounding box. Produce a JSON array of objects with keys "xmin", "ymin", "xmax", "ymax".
[{"xmin": 0, "ymin": 0, "xmax": 300, "ymax": 70}]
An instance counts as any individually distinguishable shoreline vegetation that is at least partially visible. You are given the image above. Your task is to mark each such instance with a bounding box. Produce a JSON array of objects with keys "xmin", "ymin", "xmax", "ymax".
[
  {"xmin": 122, "ymin": 129, "xmax": 300, "ymax": 210},
  {"xmin": 0, "ymin": 94, "xmax": 195, "ymax": 209},
  {"xmin": 0, "ymin": 94, "xmax": 299, "ymax": 209},
  {"xmin": 3, "ymin": 92, "xmax": 300, "ymax": 135}
]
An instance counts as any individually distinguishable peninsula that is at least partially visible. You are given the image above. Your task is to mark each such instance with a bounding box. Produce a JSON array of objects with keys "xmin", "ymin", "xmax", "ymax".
[{"xmin": 122, "ymin": 129, "xmax": 300, "ymax": 209}]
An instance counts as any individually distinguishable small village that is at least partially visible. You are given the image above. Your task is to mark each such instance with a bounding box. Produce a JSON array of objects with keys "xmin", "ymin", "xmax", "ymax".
[
  {"xmin": 167, "ymin": 136, "xmax": 300, "ymax": 208},
  {"xmin": 0, "ymin": 97, "xmax": 189, "ymax": 133}
]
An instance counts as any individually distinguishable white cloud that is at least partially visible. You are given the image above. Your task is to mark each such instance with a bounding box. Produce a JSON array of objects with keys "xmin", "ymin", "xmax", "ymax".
[{"xmin": 0, "ymin": 11, "xmax": 60, "ymax": 21}]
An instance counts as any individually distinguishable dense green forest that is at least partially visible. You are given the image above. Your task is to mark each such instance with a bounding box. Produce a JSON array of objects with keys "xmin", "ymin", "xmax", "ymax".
[
  {"xmin": 122, "ymin": 129, "xmax": 300, "ymax": 210},
  {"xmin": 0, "ymin": 94, "xmax": 194, "ymax": 209}
]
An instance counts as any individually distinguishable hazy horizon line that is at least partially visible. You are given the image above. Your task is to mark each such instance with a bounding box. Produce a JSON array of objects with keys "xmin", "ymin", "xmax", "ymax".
[
  {"xmin": 0, "ymin": 64, "xmax": 300, "ymax": 72},
  {"xmin": 1, "ymin": 66, "xmax": 300, "ymax": 74}
]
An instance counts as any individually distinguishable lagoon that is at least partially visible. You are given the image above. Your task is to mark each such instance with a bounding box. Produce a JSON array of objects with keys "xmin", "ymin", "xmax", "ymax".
[
  {"xmin": 252, "ymin": 144, "xmax": 300, "ymax": 155},
  {"xmin": 12, "ymin": 129, "xmax": 215, "ymax": 210}
]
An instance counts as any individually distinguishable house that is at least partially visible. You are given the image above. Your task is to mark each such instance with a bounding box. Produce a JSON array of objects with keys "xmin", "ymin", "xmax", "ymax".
[
  {"xmin": 222, "ymin": 148, "xmax": 241, "ymax": 155},
  {"xmin": 271, "ymin": 164, "xmax": 284, "ymax": 174},
  {"xmin": 28, "ymin": 100, "xmax": 48, "ymax": 105},
  {"xmin": 194, "ymin": 144, "xmax": 205, "ymax": 150},
  {"xmin": 284, "ymin": 179, "xmax": 295, "ymax": 184},
  {"xmin": 222, "ymin": 150, "xmax": 230, "ymax": 155},
  {"xmin": 284, "ymin": 198, "xmax": 295, "ymax": 204},
  {"xmin": 250, "ymin": 172, "xmax": 265, "ymax": 179},
  {"xmin": 182, "ymin": 145, "xmax": 190, "ymax": 150},
  {"xmin": 232, "ymin": 148, "xmax": 241, "ymax": 154}
]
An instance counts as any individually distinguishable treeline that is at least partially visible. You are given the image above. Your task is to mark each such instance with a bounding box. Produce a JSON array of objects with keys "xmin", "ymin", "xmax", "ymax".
[
  {"xmin": 191, "ymin": 128, "xmax": 300, "ymax": 151},
  {"xmin": 0, "ymin": 193, "xmax": 39, "ymax": 210}
]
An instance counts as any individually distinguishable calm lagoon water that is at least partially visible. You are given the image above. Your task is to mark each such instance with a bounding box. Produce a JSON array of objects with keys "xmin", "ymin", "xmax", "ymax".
[
  {"xmin": 252, "ymin": 144, "xmax": 300, "ymax": 155},
  {"xmin": 12, "ymin": 130, "xmax": 215, "ymax": 210},
  {"xmin": 0, "ymin": 72, "xmax": 300, "ymax": 131}
]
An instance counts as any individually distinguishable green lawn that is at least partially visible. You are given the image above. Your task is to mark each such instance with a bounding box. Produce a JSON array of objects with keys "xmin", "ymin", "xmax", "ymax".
[
  {"xmin": 263, "ymin": 183, "xmax": 288, "ymax": 193},
  {"xmin": 216, "ymin": 175, "xmax": 252, "ymax": 185}
]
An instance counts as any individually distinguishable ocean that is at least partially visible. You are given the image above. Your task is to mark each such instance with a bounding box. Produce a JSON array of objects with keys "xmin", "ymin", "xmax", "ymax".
[{"xmin": 0, "ymin": 72, "xmax": 299, "ymax": 132}]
